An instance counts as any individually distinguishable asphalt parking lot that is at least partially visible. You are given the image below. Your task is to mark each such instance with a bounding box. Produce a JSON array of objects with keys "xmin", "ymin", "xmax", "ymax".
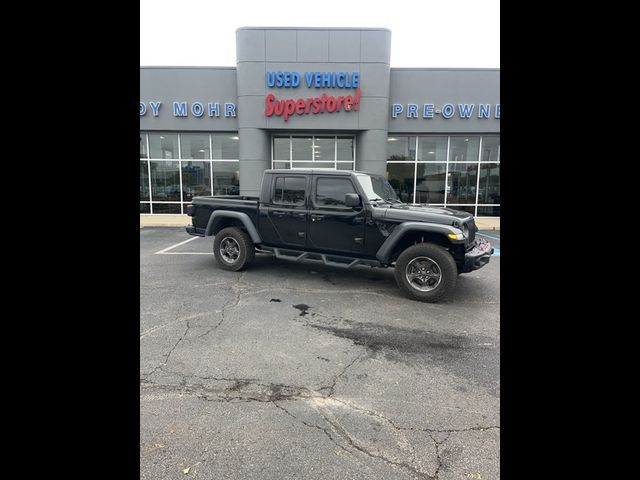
[{"xmin": 140, "ymin": 228, "xmax": 500, "ymax": 479}]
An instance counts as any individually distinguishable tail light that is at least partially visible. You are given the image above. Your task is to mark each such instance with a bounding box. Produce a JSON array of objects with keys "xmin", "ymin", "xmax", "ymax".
[{"xmin": 186, "ymin": 204, "xmax": 195, "ymax": 216}]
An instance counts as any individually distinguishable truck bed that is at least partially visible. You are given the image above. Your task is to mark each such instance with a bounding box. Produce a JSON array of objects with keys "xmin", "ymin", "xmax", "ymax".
[{"xmin": 190, "ymin": 195, "xmax": 259, "ymax": 233}]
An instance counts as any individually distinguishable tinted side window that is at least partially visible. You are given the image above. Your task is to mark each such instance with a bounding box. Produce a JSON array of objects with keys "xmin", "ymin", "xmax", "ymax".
[
  {"xmin": 273, "ymin": 176, "xmax": 306, "ymax": 205},
  {"xmin": 315, "ymin": 178, "xmax": 356, "ymax": 207}
]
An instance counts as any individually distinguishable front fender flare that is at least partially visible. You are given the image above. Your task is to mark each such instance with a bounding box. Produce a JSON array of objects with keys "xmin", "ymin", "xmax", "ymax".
[{"xmin": 375, "ymin": 222, "xmax": 463, "ymax": 263}]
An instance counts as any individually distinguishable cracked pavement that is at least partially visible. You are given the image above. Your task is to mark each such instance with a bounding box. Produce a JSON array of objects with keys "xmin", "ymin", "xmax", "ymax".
[{"xmin": 141, "ymin": 228, "xmax": 500, "ymax": 479}]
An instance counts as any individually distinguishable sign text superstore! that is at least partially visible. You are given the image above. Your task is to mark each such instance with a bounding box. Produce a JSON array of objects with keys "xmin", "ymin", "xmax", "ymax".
[{"xmin": 265, "ymin": 71, "xmax": 360, "ymax": 122}]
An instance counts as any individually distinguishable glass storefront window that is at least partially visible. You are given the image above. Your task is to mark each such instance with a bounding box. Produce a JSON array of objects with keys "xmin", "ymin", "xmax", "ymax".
[
  {"xmin": 150, "ymin": 161, "xmax": 181, "ymax": 201},
  {"xmin": 180, "ymin": 133, "xmax": 210, "ymax": 160},
  {"xmin": 448, "ymin": 205, "xmax": 476, "ymax": 215},
  {"xmin": 337, "ymin": 137, "xmax": 354, "ymax": 161},
  {"xmin": 140, "ymin": 134, "xmax": 148, "ymax": 158},
  {"xmin": 292, "ymin": 161, "xmax": 334, "ymax": 169},
  {"xmin": 313, "ymin": 137, "xmax": 335, "ymax": 162},
  {"xmin": 386, "ymin": 163, "xmax": 415, "ymax": 203},
  {"xmin": 138, "ymin": 131, "xmax": 500, "ymax": 216},
  {"xmin": 152, "ymin": 203, "xmax": 181, "ymax": 214},
  {"xmin": 273, "ymin": 137, "xmax": 290, "ymax": 161},
  {"xmin": 272, "ymin": 136, "xmax": 355, "ymax": 169},
  {"xmin": 446, "ymin": 163, "xmax": 478, "ymax": 204},
  {"xmin": 415, "ymin": 163, "xmax": 446, "ymax": 204},
  {"xmin": 477, "ymin": 205, "xmax": 500, "ymax": 217},
  {"xmin": 182, "ymin": 161, "xmax": 211, "ymax": 202},
  {"xmin": 212, "ymin": 162, "xmax": 240, "ymax": 196},
  {"xmin": 449, "ymin": 136, "xmax": 480, "ymax": 162},
  {"xmin": 481, "ymin": 136, "xmax": 500, "ymax": 162},
  {"xmin": 387, "ymin": 136, "xmax": 416, "ymax": 161},
  {"xmin": 212, "ymin": 134, "xmax": 239, "ymax": 159},
  {"xmin": 478, "ymin": 163, "xmax": 500, "ymax": 204},
  {"xmin": 417, "ymin": 136, "xmax": 447, "ymax": 162},
  {"xmin": 140, "ymin": 161, "xmax": 150, "ymax": 201},
  {"xmin": 383, "ymin": 135, "xmax": 499, "ymax": 213},
  {"xmin": 149, "ymin": 133, "xmax": 179, "ymax": 159},
  {"xmin": 292, "ymin": 137, "xmax": 313, "ymax": 161},
  {"xmin": 141, "ymin": 130, "xmax": 240, "ymax": 214}
]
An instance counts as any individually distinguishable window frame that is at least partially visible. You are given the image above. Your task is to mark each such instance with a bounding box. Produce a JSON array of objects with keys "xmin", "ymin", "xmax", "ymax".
[
  {"xmin": 385, "ymin": 134, "xmax": 499, "ymax": 216},
  {"xmin": 271, "ymin": 135, "xmax": 356, "ymax": 170},
  {"xmin": 140, "ymin": 131, "xmax": 240, "ymax": 215}
]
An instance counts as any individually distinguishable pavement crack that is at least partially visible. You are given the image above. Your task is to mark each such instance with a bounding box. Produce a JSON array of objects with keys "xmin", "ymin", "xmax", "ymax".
[
  {"xmin": 327, "ymin": 397, "xmax": 404, "ymax": 431},
  {"xmin": 142, "ymin": 303, "xmax": 190, "ymax": 379},
  {"xmin": 427, "ymin": 431, "xmax": 450, "ymax": 480},
  {"xmin": 140, "ymin": 376, "xmax": 325, "ymax": 404},
  {"xmin": 317, "ymin": 408, "xmax": 432, "ymax": 480},
  {"xmin": 141, "ymin": 373, "xmax": 493, "ymax": 479},
  {"xmin": 141, "ymin": 312, "xmax": 211, "ymax": 340},
  {"xmin": 190, "ymin": 271, "xmax": 248, "ymax": 340},
  {"xmin": 327, "ymin": 349, "xmax": 368, "ymax": 397},
  {"xmin": 163, "ymin": 320, "xmax": 191, "ymax": 363},
  {"xmin": 272, "ymin": 398, "xmax": 432, "ymax": 478},
  {"xmin": 399, "ymin": 426, "xmax": 500, "ymax": 434},
  {"xmin": 271, "ymin": 401, "xmax": 353, "ymax": 456}
]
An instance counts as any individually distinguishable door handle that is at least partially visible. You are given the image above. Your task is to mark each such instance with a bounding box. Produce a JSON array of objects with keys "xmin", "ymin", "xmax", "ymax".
[
  {"xmin": 272, "ymin": 211, "xmax": 287, "ymax": 217},
  {"xmin": 311, "ymin": 214, "xmax": 325, "ymax": 222},
  {"xmin": 294, "ymin": 212, "xmax": 307, "ymax": 218}
]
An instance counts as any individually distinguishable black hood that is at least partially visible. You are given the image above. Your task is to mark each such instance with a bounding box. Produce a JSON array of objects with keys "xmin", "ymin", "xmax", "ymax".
[{"xmin": 371, "ymin": 203, "xmax": 473, "ymax": 226}]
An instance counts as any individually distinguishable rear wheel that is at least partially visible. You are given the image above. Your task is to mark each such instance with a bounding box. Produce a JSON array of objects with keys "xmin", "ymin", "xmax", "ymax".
[
  {"xmin": 394, "ymin": 243, "xmax": 457, "ymax": 302},
  {"xmin": 213, "ymin": 227, "xmax": 255, "ymax": 271}
]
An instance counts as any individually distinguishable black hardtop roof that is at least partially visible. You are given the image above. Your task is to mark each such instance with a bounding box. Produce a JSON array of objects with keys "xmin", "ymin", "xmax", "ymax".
[{"xmin": 265, "ymin": 169, "xmax": 376, "ymax": 176}]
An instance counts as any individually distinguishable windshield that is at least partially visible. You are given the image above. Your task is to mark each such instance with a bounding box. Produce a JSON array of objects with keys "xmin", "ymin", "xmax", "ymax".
[{"xmin": 355, "ymin": 174, "xmax": 400, "ymax": 203}]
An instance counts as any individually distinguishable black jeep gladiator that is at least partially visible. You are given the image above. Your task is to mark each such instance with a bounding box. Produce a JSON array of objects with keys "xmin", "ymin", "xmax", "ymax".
[{"xmin": 186, "ymin": 169, "xmax": 493, "ymax": 302}]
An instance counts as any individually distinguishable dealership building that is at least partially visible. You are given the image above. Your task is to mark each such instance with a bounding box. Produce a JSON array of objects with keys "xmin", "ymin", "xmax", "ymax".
[{"xmin": 140, "ymin": 27, "xmax": 499, "ymax": 227}]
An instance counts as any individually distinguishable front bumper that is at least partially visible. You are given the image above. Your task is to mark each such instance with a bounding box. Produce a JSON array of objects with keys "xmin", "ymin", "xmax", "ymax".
[{"xmin": 461, "ymin": 238, "xmax": 493, "ymax": 273}]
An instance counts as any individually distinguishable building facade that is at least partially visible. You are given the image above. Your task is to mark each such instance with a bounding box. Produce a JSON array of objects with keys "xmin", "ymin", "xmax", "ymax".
[{"xmin": 140, "ymin": 27, "xmax": 499, "ymax": 223}]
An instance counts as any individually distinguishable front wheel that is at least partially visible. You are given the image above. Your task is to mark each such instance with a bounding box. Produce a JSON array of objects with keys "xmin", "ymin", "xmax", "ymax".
[
  {"xmin": 394, "ymin": 243, "xmax": 457, "ymax": 302},
  {"xmin": 213, "ymin": 227, "xmax": 255, "ymax": 271}
]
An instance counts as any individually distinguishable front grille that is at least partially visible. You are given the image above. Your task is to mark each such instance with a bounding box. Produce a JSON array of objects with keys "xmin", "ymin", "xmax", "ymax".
[{"xmin": 467, "ymin": 219, "xmax": 477, "ymax": 243}]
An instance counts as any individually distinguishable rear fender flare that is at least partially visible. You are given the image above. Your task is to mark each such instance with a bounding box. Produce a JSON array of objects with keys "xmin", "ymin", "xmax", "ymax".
[{"xmin": 205, "ymin": 210, "xmax": 262, "ymax": 244}]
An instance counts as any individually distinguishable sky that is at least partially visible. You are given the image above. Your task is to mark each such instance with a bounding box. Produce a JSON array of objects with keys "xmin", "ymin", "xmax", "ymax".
[{"xmin": 140, "ymin": 0, "xmax": 499, "ymax": 68}]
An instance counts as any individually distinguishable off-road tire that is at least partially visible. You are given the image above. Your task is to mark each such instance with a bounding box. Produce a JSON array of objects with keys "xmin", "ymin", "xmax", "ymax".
[
  {"xmin": 213, "ymin": 227, "xmax": 255, "ymax": 271},
  {"xmin": 394, "ymin": 243, "xmax": 457, "ymax": 302}
]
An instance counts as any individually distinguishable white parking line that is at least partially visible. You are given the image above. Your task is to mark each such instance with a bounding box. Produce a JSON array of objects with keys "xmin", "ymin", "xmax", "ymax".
[{"xmin": 155, "ymin": 236, "xmax": 200, "ymax": 254}]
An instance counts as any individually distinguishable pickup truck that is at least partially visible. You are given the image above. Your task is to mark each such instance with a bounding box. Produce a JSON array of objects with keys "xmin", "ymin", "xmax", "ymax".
[{"xmin": 186, "ymin": 169, "xmax": 493, "ymax": 302}]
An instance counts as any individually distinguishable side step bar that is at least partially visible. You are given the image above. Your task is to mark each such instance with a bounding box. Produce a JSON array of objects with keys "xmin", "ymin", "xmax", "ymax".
[{"xmin": 256, "ymin": 246, "xmax": 382, "ymax": 269}]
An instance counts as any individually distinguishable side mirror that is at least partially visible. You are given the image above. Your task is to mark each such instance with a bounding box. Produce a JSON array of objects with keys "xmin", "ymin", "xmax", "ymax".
[{"xmin": 345, "ymin": 193, "xmax": 361, "ymax": 208}]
